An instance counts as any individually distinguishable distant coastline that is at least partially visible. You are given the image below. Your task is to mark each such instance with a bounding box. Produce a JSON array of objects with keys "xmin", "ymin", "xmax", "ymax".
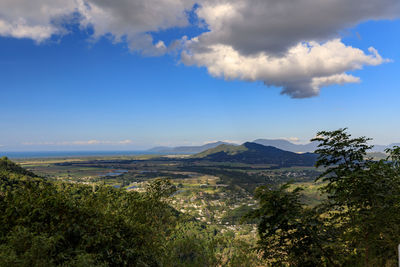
[{"xmin": 0, "ymin": 151, "xmax": 161, "ymax": 159}]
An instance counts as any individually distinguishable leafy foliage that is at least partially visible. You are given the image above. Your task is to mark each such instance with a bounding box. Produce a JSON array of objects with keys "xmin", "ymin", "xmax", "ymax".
[
  {"xmin": 0, "ymin": 158, "xmax": 263, "ymax": 266},
  {"xmin": 250, "ymin": 129, "xmax": 400, "ymax": 266},
  {"xmin": 0, "ymin": 176, "xmax": 178, "ymax": 266},
  {"xmin": 246, "ymin": 183, "xmax": 337, "ymax": 266},
  {"xmin": 0, "ymin": 157, "xmax": 37, "ymax": 178}
]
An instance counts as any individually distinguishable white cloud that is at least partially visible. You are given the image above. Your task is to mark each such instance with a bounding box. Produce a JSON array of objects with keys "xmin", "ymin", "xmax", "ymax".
[
  {"xmin": 0, "ymin": 0, "xmax": 195, "ymax": 54},
  {"xmin": 118, "ymin": 139, "xmax": 133, "ymax": 145},
  {"xmin": 77, "ymin": 0, "xmax": 196, "ymax": 55},
  {"xmin": 0, "ymin": 0, "xmax": 77, "ymax": 42},
  {"xmin": 195, "ymin": 0, "xmax": 400, "ymax": 55},
  {"xmin": 182, "ymin": 39, "xmax": 388, "ymax": 98},
  {"xmin": 22, "ymin": 139, "xmax": 133, "ymax": 146},
  {"xmin": 179, "ymin": 0, "xmax": 398, "ymax": 97},
  {"xmin": 0, "ymin": 0, "xmax": 398, "ymax": 97}
]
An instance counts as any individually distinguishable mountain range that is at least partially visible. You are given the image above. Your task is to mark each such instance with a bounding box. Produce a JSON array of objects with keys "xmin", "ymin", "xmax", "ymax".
[
  {"xmin": 147, "ymin": 141, "xmax": 234, "ymax": 154},
  {"xmin": 148, "ymin": 139, "xmax": 400, "ymax": 154},
  {"xmin": 253, "ymin": 139, "xmax": 319, "ymax": 153},
  {"xmin": 370, "ymin": 143, "xmax": 400, "ymax": 152}
]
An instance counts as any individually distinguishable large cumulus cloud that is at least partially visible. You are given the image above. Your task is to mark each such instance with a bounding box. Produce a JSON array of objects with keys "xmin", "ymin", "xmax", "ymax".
[
  {"xmin": 0, "ymin": 0, "xmax": 195, "ymax": 54},
  {"xmin": 180, "ymin": 0, "xmax": 398, "ymax": 97},
  {"xmin": 194, "ymin": 0, "xmax": 400, "ymax": 55},
  {"xmin": 78, "ymin": 0, "xmax": 196, "ymax": 55},
  {"xmin": 0, "ymin": 0, "xmax": 398, "ymax": 97},
  {"xmin": 0, "ymin": 0, "xmax": 77, "ymax": 42},
  {"xmin": 182, "ymin": 39, "xmax": 386, "ymax": 98}
]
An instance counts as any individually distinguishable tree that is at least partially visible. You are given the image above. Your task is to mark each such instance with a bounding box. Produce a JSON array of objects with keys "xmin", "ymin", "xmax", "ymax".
[
  {"xmin": 312, "ymin": 128, "xmax": 400, "ymax": 266},
  {"xmin": 0, "ymin": 169, "xmax": 179, "ymax": 266},
  {"xmin": 250, "ymin": 129, "xmax": 400, "ymax": 266},
  {"xmin": 246, "ymin": 183, "xmax": 337, "ymax": 266},
  {"xmin": 145, "ymin": 178, "xmax": 177, "ymax": 200}
]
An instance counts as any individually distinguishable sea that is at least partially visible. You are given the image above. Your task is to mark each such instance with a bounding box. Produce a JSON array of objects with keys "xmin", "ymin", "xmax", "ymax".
[{"xmin": 0, "ymin": 151, "xmax": 159, "ymax": 159}]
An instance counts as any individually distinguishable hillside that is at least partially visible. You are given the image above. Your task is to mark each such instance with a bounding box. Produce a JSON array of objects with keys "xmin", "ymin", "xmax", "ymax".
[
  {"xmin": 192, "ymin": 142, "xmax": 318, "ymax": 167},
  {"xmin": 253, "ymin": 139, "xmax": 319, "ymax": 153},
  {"xmin": 193, "ymin": 143, "xmax": 247, "ymax": 157},
  {"xmin": 0, "ymin": 158, "xmax": 263, "ymax": 266},
  {"xmin": 148, "ymin": 141, "xmax": 235, "ymax": 154},
  {"xmin": 0, "ymin": 156, "xmax": 37, "ymax": 179},
  {"xmin": 253, "ymin": 139, "xmax": 400, "ymax": 153},
  {"xmin": 148, "ymin": 139, "xmax": 399, "ymax": 154}
]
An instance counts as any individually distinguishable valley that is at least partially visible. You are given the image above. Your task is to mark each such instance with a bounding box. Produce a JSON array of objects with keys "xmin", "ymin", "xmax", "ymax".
[{"xmin": 14, "ymin": 144, "xmax": 323, "ymax": 254}]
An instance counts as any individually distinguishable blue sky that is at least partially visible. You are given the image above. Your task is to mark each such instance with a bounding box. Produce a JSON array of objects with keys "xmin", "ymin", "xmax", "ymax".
[{"xmin": 0, "ymin": 1, "xmax": 399, "ymax": 151}]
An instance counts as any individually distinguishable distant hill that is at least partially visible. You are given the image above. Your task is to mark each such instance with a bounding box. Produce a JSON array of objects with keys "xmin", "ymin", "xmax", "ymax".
[
  {"xmin": 191, "ymin": 142, "xmax": 318, "ymax": 167},
  {"xmin": 148, "ymin": 141, "xmax": 236, "ymax": 154},
  {"xmin": 148, "ymin": 139, "xmax": 399, "ymax": 154},
  {"xmin": 372, "ymin": 143, "xmax": 400, "ymax": 152},
  {"xmin": 372, "ymin": 145, "xmax": 388, "ymax": 153},
  {"xmin": 253, "ymin": 139, "xmax": 399, "ymax": 153},
  {"xmin": 253, "ymin": 139, "xmax": 319, "ymax": 153}
]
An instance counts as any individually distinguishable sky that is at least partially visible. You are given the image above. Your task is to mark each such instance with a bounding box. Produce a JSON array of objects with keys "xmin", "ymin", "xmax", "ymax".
[{"xmin": 0, "ymin": 0, "xmax": 399, "ymax": 151}]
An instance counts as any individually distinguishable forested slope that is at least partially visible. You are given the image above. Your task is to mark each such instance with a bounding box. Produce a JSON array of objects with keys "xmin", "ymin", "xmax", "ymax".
[{"xmin": 0, "ymin": 157, "xmax": 261, "ymax": 266}]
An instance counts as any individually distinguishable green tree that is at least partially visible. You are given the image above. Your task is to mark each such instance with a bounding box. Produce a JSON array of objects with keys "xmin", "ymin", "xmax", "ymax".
[
  {"xmin": 313, "ymin": 129, "xmax": 400, "ymax": 266},
  {"xmin": 145, "ymin": 178, "xmax": 177, "ymax": 200},
  {"xmin": 246, "ymin": 183, "xmax": 337, "ymax": 266},
  {"xmin": 0, "ymin": 170, "xmax": 179, "ymax": 266},
  {"xmin": 250, "ymin": 129, "xmax": 400, "ymax": 266}
]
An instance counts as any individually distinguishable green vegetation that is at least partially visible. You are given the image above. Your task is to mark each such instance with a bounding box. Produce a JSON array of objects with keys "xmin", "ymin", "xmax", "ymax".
[
  {"xmin": 2, "ymin": 129, "xmax": 399, "ymax": 266},
  {"xmin": 247, "ymin": 129, "xmax": 400, "ymax": 266},
  {"xmin": 0, "ymin": 156, "xmax": 38, "ymax": 179},
  {"xmin": 0, "ymin": 157, "xmax": 263, "ymax": 266}
]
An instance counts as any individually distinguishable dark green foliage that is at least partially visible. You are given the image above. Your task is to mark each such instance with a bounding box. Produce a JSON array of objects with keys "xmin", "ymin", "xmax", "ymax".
[
  {"xmin": 0, "ymin": 157, "xmax": 40, "ymax": 189},
  {"xmin": 0, "ymin": 159, "xmax": 262, "ymax": 266},
  {"xmin": 164, "ymin": 222, "xmax": 264, "ymax": 267},
  {"xmin": 0, "ymin": 176, "xmax": 178, "ymax": 266},
  {"xmin": 164, "ymin": 222, "xmax": 222, "ymax": 266},
  {"xmin": 246, "ymin": 183, "xmax": 337, "ymax": 266},
  {"xmin": 221, "ymin": 205, "xmax": 257, "ymax": 225},
  {"xmin": 250, "ymin": 129, "xmax": 400, "ymax": 266},
  {"xmin": 0, "ymin": 157, "xmax": 37, "ymax": 178},
  {"xmin": 5, "ymin": 128, "xmax": 399, "ymax": 266},
  {"xmin": 312, "ymin": 129, "xmax": 400, "ymax": 266},
  {"xmin": 0, "ymin": 160, "xmax": 186, "ymax": 266}
]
